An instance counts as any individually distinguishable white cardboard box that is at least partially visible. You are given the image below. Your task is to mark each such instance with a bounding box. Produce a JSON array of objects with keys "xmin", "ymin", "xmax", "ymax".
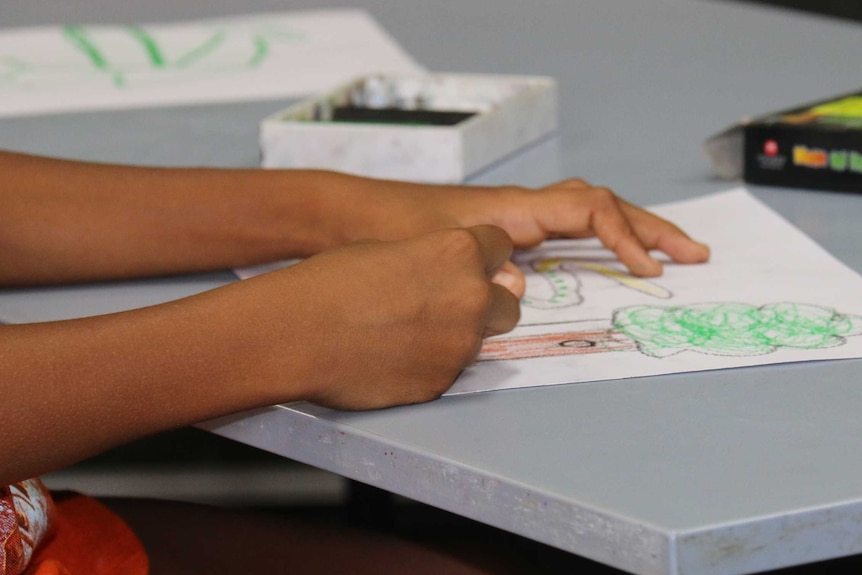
[{"xmin": 259, "ymin": 73, "xmax": 558, "ymax": 183}]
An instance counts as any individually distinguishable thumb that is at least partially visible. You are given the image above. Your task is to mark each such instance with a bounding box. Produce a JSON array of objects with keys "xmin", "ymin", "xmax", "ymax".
[{"xmin": 490, "ymin": 260, "xmax": 526, "ymax": 299}]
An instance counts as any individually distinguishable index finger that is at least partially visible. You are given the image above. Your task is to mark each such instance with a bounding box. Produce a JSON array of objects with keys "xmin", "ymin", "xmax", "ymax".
[
  {"xmin": 618, "ymin": 199, "xmax": 711, "ymax": 265},
  {"xmin": 582, "ymin": 189, "xmax": 665, "ymax": 277}
]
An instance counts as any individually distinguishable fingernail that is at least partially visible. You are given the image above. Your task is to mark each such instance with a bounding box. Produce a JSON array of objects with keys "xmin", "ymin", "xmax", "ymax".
[
  {"xmin": 639, "ymin": 256, "xmax": 663, "ymax": 277},
  {"xmin": 492, "ymin": 269, "xmax": 525, "ymax": 298}
]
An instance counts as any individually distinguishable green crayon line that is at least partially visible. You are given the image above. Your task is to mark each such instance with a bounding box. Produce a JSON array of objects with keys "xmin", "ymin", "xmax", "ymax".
[
  {"xmin": 174, "ymin": 30, "xmax": 227, "ymax": 68},
  {"xmin": 612, "ymin": 302, "xmax": 862, "ymax": 357},
  {"xmin": 63, "ymin": 26, "xmax": 109, "ymax": 70},
  {"xmin": 128, "ymin": 26, "xmax": 165, "ymax": 67},
  {"xmin": 247, "ymin": 36, "xmax": 269, "ymax": 68}
]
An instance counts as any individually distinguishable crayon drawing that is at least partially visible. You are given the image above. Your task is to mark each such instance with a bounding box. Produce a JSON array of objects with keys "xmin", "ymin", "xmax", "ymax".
[
  {"xmin": 449, "ymin": 189, "xmax": 862, "ymax": 395},
  {"xmin": 0, "ymin": 24, "xmax": 306, "ymax": 90},
  {"xmin": 479, "ymin": 303, "xmax": 862, "ymax": 361},
  {"xmin": 521, "ymin": 257, "xmax": 671, "ymax": 311},
  {"xmin": 0, "ymin": 10, "xmax": 422, "ymax": 117}
]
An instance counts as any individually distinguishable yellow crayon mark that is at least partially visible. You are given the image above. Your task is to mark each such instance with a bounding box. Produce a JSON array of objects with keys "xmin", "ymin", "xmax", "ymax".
[
  {"xmin": 578, "ymin": 262, "xmax": 672, "ymax": 299},
  {"xmin": 533, "ymin": 258, "xmax": 563, "ymax": 273}
]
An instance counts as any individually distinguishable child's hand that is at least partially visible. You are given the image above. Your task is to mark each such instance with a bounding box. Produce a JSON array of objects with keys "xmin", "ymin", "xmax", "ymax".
[
  {"xmin": 459, "ymin": 179, "xmax": 711, "ymax": 277},
  {"xmin": 0, "ymin": 225, "xmax": 520, "ymax": 482},
  {"xmin": 217, "ymin": 225, "xmax": 520, "ymax": 410},
  {"xmin": 313, "ymin": 174, "xmax": 710, "ymax": 278},
  {"xmin": 0, "ymin": 153, "xmax": 707, "ymax": 285}
]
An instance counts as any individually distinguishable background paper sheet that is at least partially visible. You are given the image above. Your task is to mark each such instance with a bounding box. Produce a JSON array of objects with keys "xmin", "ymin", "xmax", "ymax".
[
  {"xmin": 451, "ymin": 188, "xmax": 862, "ymax": 394},
  {"xmin": 0, "ymin": 10, "xmax": 423, "ymax": 117}
]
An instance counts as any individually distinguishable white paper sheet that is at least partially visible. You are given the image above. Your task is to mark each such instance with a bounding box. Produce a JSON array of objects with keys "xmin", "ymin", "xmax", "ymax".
[
  {"xmin": 0, "ymin": 10, "xmax": 423, "ymax": 117},
  {"xmin": 451, "ymin": 188, "xmax": 862, "ymax": 394}
]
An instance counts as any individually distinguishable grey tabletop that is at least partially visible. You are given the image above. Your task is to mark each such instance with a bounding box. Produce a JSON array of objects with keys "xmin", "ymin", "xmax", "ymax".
[{"xmin": 2, "ymin": 1, "xmax": 861, "ymax": 574}]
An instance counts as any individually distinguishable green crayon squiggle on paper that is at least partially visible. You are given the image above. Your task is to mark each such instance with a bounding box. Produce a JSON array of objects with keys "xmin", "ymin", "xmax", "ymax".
[
  {"xmin": 612, "ymin": 302, "xmax": 862, "ymax": 358},
  {"xmin": 1, "ymin": 24, "xmax": 309, "ymax": 91}
]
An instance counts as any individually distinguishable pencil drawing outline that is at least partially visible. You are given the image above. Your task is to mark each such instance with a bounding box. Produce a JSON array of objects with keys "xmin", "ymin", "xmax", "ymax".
[
  {"xmin": 479, "ymin": 302, "xmax": 862, "ymax": 361},
  {"xmin": 520, "ymin": 257, "xmax": 672, "ymax": 311}
]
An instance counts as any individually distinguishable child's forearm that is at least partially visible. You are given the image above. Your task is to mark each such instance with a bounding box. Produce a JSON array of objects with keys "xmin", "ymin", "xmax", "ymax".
[
  {"xmin": 0, "ymin": 282, "xmax": 313, "ymax": 485},
  {"xmin": 0, "ymin": 226, "xmax": 518, "ymax": 485},
  {"xmin": 0, "ymin": 151, "xmax": 348, "ymax": 285},
  {"xmin": 0, "ymin": 151, "xmax": 710, "ymax": 287}
]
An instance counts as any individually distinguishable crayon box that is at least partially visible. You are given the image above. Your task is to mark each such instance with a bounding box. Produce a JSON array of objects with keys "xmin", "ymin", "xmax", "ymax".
[{"xmin": 705, "ymin": 90, "xmax": 862, "ymax": 192}]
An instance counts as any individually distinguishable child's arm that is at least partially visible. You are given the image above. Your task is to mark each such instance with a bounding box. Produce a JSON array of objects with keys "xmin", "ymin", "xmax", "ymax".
[
  {"xmin": 0, "ymin": 151, "xmax": 351, "ymax": 284},
  {"xmin": 0, "ymin": 225, "xmax": 519, "ymax": 485},
  {"xmin": 0, "ymin": 150, "xmax": 709, "ymax": 484},
  {"xmin": 0, "ymin": 151, "xmax": 707, "ymax": 286}
]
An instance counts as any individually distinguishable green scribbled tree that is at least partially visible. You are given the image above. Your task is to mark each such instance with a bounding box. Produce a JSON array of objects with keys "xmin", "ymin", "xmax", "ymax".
[{"xmin": 612, "ymin": 302, "xmax": 862, "ymax": 358}]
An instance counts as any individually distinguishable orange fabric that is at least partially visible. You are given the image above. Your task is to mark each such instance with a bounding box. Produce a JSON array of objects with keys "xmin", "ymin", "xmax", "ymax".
[
  {"xmin": 25, "ymin": 494, "xmax": 148, "ymax": 575},
  {"xmin": 27, "ymin": 560, "xmax": 69, "ymax": 575}
]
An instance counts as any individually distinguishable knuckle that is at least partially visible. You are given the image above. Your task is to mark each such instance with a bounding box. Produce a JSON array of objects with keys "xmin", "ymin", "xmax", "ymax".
[
  {"xmin": 590, "ymin": 186, "xmax": 617, "ymax": 204},
  {"xmin": 439, "ymin": 227, "xmax": 481, "ymax": 259},
  {"xmin": 547, "ymin": 178, "xmax": 590, "ymax": 190}
]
